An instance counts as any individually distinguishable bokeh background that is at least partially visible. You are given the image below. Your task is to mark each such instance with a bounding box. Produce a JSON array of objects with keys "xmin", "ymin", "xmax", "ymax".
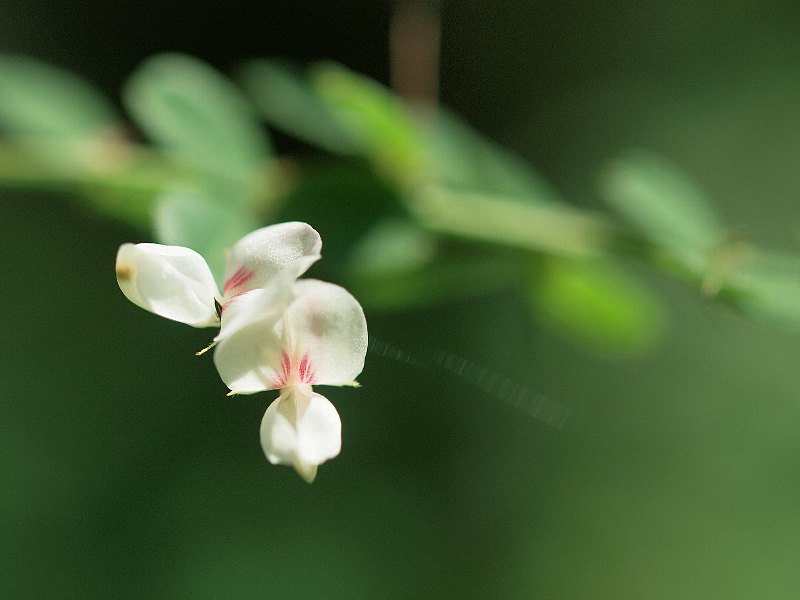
[{"xmin": 3, "ymin": 1, "xmax": 800, "ymax": 598}]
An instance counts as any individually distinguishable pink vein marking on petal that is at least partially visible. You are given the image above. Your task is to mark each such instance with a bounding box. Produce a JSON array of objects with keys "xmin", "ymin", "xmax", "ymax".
[
  {"xmin": 223, "ymin": 267, "xmax": 254, "ymax": 294},
  {"xmin": 281, "ymin": 351, "xmax": 291, "ymax": 376},
  {"xmin": 270, "ymin": 350, "xmax": 290, "ymax": 388},
  {"xmin": 219, "ymin": 290, "xmax": 249, "ymax": 314},
  {"xmin": 306, "ymin": 367, "xmax": 317, "ymax": 384},
  {"xmin": 299, "ymin": 353, "xmax": 316, "ymax": 384}
]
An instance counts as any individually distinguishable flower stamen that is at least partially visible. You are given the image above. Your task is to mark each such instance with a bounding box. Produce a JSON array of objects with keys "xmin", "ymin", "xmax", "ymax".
[{"xmin": 195, "ymin": 340, "xmax": 217, "ymax": 356}]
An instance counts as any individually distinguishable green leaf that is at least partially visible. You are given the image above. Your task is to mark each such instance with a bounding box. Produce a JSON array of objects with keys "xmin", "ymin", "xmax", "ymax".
[
  {"xmin": 238, "ymin": 60, "xmax": 358, "ymax": 154},
  {"xmin": 427, "ymin": 109, "xmax": 561, "ymax": 202},
  {"xmin": 528, "ymin": 258, "xmax": 666, "ymax": 356},
  {"xmin": 153, "ymin": 191, "xmax": 260, "ymax": 283},
  {"xmin": 81, "ymin": 152, "xmax": 182, "ymax": 229},
  {"xmin": 0, "ymin": 55, "xmax": 124, "ymax": 174},
  {"xmin": 271, "ymin": 159, "xmax": 405, "ymax": 264},
  {"xmin": 348, "ymin": 257, "xmax": 518, "ymax": 311},
  {"xmin": 600, "ymin": 151, "xmax": 725, "ymax": 271},
  {"xmin": 348, "ymin": 218, "xmax": 436, "ymax": 275},
  {"xmin": 311, "ymin": 62, "xmax": 424, "ymax": 184},
  {"xmin": 725, "ymin": 250, "xmax": 800, "ymax": 330},
  {"xmin": 123, "ymin": 53, "xmax": 271, "ymax": 191},
  {"xmin": 0, "ymin": 54, "xmax": 119, "ymax": 138}
]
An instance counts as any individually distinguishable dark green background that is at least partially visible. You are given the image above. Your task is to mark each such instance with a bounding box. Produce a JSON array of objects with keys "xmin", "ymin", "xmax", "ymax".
[{"xmin": 3, "ymin": 2, "xmax": 800, "ymax": 598}]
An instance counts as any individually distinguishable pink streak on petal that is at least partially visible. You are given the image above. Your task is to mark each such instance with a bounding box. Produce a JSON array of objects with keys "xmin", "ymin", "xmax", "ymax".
[
  {"xmin": 271, "ymin": 350, "xmax": 292, "ymax": 389},
  {"xmin": 219, "ymin": 290, "xmax": 250, "ymax": 314},
  {"xmin": 281, "ymin": 351, "xmax": 291, "ymax": 377},
  {"xmin": 298, "ymin": 354, "xmax": 307, "ymax": 380},
  {"xmin": 299, "ymin": 353, "xmax": 316, "ymax": 384},
  {"xmin": 223, "ymin": 267, "xmax": 254, "ymax": 294}
]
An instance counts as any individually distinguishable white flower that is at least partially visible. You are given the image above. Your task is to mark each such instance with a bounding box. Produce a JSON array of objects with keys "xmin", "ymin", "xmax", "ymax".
[
  {"xmin": 214, "ymin": 279, "xmax": 368, "ymax": 483},
  {"xmin": 115, "ymin": 221, "xmax": 322, "ymax": 328},
  {"xmin": 115, "ymin": 221, "xmax": 367, "ymax": 483}
]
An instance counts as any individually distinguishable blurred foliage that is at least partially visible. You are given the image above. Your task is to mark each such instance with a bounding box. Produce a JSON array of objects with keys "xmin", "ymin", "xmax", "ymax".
[
  {"xmin": 527, "ymin": 258, "xmax": 666, "ymax": 356},
  {"xmin": 4, "ymin": 8, "xmax": 800, "ymax": 596},
  {"xmin": 124, "ymin": 53, "xmax": 273, "ymax": 190},
  {"xmin": 154, "ymin": 191, "xmax": 260, "ymax": 282},
  {"xmin": 600, "ymin": 150, "xmax": 726, "ymax": 274},
  {"xmin": 0, "ymin": 54, "xmax": 119, "ymax": 138},
  {"xmin": 238, "ymin": 60, "xmax": 358, "ymax": 155},
  {"xmin": 311, "ymin": 61, "xmax": 426, "ymax": 185},
  {"xmin": 6, "ymin": 52, "xmax": 800, "ymax": 355}
]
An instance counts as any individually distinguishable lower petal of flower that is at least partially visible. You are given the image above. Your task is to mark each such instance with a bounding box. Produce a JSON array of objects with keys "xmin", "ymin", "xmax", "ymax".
[{"xmin": 259, "ymin": 386, "xmax": 342, "ymax": 483}]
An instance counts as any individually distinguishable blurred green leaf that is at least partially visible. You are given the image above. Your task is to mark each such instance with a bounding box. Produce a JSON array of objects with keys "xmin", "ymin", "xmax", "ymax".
[
  {"xmin": 81, "ymin": 151, "xmax": 183, "ymax": 229},
  {"xmin": 83, "ymin": 187, "xmax": 155, "ymax": 230},
  {"xmin": 0, "ymin": 54, "xmax": 119, "ymax": 138},
  {"xmin": 154, "ymin": 191, "xmax": 260, "ymax": 282},
  {"xmin": 0, "ymin": 138, "xmax": 171, "ymax": 233},
  {"xmin": 427, "ymin": 109, "xmax": 561, "ymax": 201},
  {"xmin": 348, "ymin": 218, "xmax": 436, "ymax": 275},
  {"xmin": 272, "ymin": 159, "xmax": 406, "ymax": 264},
  {"xmin": 528, "ymin": 258, "xmax": 666, "ymax": 355},
  {"xmin": 600, "ymin": 151, "xmax": 725, "ymax": 271},
  {"xmin": 725, "ymin": 250, "xmax": 800, "ymax": 330},
  {"xmin": 311, "ymin": 62, "xmax": 424, "ymax": 184},
  {"xmin": 123, "ymin": 53, "xmax": 271, "ymax": 192},
  {"xmin": 238, "ymin": 60, "xmax": 358, "ymax": 154},
  {"xmin": 0, "ymin": 55, "xmax": 125, "ymax": 175},
  {"xmin": 348, "ymin": 257, "xmax": 518, "ymax": 311}
]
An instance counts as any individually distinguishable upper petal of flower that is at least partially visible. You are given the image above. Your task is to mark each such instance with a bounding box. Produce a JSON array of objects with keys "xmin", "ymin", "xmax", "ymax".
[
  {"xmin": 214, "ymin": 279, "xmax": 367, "ymax": 393},
  {"xmin": 260, "ymin": 386, "xmax": 342, "ymax": 483},
  {"xmin": 222, "ymin": 222, "xmax": 322, "ymax": 299},
  {"xmin": 281, "ymin": 279, "xmax": 368, "ymax": 386},
  {"xmin": 116, "ymin": 243, "xmax": 221, "ymax": 327}
]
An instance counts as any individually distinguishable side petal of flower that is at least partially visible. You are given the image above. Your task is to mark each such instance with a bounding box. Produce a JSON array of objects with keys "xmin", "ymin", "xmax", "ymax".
[
  {"xmin": 214, "ymin": 320, "xmax": 283, "ymax": 394},
  {"xmin": 116, "ymin": 243, "xmax": 220, "ymax": 327},
  {"xmin": 213, "ymin": 286, "xmax": 292, "ymax": 394},
  {"xmin": 222, "ymin": 222, "xmax": 322, "ymax": 297},
  {"xmin": 281, "ymin": 279, "xmax": 368, "ymax": 386},
  {"xmin": 216, "ymin": 275, "xmax": 294, "ymax": 340},
  {"xmin": 260, "ymin": 387, "xmax": 342, "ymax": 483}
]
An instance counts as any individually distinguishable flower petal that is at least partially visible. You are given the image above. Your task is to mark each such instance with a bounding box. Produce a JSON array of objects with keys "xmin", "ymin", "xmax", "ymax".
[
  {"xmin": 213, "ymin": 318, "xmax": 283, "ymax": 394},
  {"xmin": 213, "ymin": 285, "xmax": 292, "ymax": 394},
  {"xmin": 116, "ymin": 243, "xmax": 220, "ymax": 327},
  {"xmin": 260, "ymin": 386, "xmax": 342, "ymax": 483},
  {"xmin": 222, "ymin": 222, "xmax": 322, "ymax": 298},
  {"xmin": 216, "ymin": 273, "xmax": 294, "ymax": 340},
  {"xmin": 282, "ymin": 279, "xmax": 368, "ymax": 386},
  {"xmin": 213, "ymin": 279, "xmax": 368, "ymax": 393}
]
